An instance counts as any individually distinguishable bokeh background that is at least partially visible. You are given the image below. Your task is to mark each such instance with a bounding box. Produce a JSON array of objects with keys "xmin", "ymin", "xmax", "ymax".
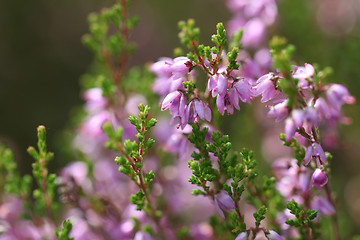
[{"xmin": 1, "ymin": 0, "xmax": 360, "ymax": 235}]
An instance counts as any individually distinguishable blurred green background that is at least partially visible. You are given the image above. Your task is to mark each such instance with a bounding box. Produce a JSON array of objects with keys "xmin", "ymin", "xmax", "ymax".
[{"xmin": 0, "ymin": 0, "xmax": 359, "ymax": 236}]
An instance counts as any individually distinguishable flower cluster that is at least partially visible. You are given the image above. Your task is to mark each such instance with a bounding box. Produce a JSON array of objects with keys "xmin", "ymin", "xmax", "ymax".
[
  {"xmin": 226, "ymin": 0, "xmax": 278, "ymax": 49},
  {"xmin": 0, "ymin": 0, "xmax": 357, "ymax": 239}
]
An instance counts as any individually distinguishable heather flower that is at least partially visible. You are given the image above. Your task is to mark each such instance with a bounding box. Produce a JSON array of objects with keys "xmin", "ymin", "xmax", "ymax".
[
  {"xmin": 233, "ymin": 78, "xmax": 254, "ymax": 104},
  {"xmin": 304, "ymin": 143, "xmax": 327, "ymax": 165},
  {"xmin": 241, "ymin": 18, "xmax": 267, "ymax": 48},
  {"xmin": 60, "ymin": 161, "xmax": 92, "ymax": 194},
  {"xmin": 292, "ymin": 63, "xmax": 315, "ymax": 89},
  {"xmin": 291, "ymin": 107, "xmax": 319, "ymax": 129},
  {"xmin": 253, "ymin": 73, "xmax": 280, "ymax": 102},
  {"xmin": 314, "ymin": 94, "xmax": 353, "ymax": 127},
  {"xmin": 216, "ymin": 89, "xmax": 239, "ymax": 115},
  {"xmin": 0, "ymin": 196, "xmax": 24, "ymax": 224},
  {"xmin": 235, "ymin": 232, "xmax": 248, "ymax": 240},
  {"xmin": 163, "ymin": 124, "xmax": 192, "ymax": 157},
  {"xmin": 311, "ymin": 196, "xmax": 335, "ymax": 216},
  {"xmin": 282, "ymin": 107, "xmax": 319, "ymax": 143},
  {"xmin": 186, "ymin": 99, "xmax": 212, "ymax": 123},
  {"xmin": 208, "ymin": 73, "xmax": 228, "ymax": 97},
  {"xmin": 151, "ymin": 58, "xmax": 187, "ymax": 100},
  {"xmin": 161, "ymin": 91, "xmax": 186, "ymax": 124},
  {"xmin": 226, "ymin": 0, "xmax": 278, "ymax": 33},
  {"xmin": 311, "ymin": 168, "xmax": 328, "ymax": 191},
  {"xmin": 170, "ymin": 57, "xmax": 191, "ymax": 80},
  {"xmin": 265, "ymin": 230, "xmax": 284, "ymax": 240},
  {"xmin": 150, "ymin": 57, "xmax": 173, "ymax": 77},
  {"xmin": 266, "ymin": 100, "xmax": 289, "ymax": 122},
  {"xmin": 314, "ymin": 97, "xmax": 331, "ymax": 120},
  {"xmin": 83, "ymin": 88, "xmax": 108, "ymax": 113},
  {"xmin": 214, "ymin": 191, "xmax": 235, "ymax": 218},
  {"xmin": 241, "ymin": 58, "xmax": 262, "ymax": 79},
  {"xmin": 134, "ymin": 231, "xmax": 155, "ymax": 240},
  {"xmin": 189, "ymin": 223, "xmax": 214, "ymax": 239},
  {"xmin": 326, "ymin": 84, "xmax": 355, "ymax": 111},
  {"xmin": 284, "ymin": 118, "xmax": 296, "ymax": 142},
  {"xmin": 276, "ymin": 209, "xmax": 299, "ymax": 238},
  {"xmin": 273, "ymin": 158, "xmax": 311, "ymax": 201},
  {"xmin": 125, "ymin": 95, "xmax": 147, "ymax": 116},
  {"xmin": 80, "ymin": 111, "xmax": 110, "ymax": 137},
  {"xmin": 254, "ymin": 48, "xmax": 272, "ymax": 70},
  {"xmin": 2, "ymin": 220, "xmax": 43, "ymax": 240}
]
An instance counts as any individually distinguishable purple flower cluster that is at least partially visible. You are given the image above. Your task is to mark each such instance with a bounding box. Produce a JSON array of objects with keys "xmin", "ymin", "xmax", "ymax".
[
  {"xmin": 0, "ymin": 196, "xmax": 57, "ymax": 239},
  {"xmin": 74, "ymin": 88, "xmax": 141, "ymax": 161},
  {"xmin": 54, "ymin": 88, "xmax": 172, "ymax": 239},
  {"xmin": 226, "ymin": 0, "xmax": 278, "ymax": 49},
  {"xmin": 273, "ymin": 158, "xmax": 335, "ymax": 237},
  {"xmin": 262, "ymin": 64, "xmax": 354, "ymax": 142},
  {"xmin": 258, "ymin": 64, "xmax": 353, "ymax": 195}
]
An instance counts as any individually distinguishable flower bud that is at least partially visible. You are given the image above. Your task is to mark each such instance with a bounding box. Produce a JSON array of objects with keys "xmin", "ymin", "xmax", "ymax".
[
  {"xmin": 311, "ymin": 168, "xmax": 328, "ymax": 191},
  {"xmin": 214, "ymin": 192, "xmax": 235, "ymax": 218}
]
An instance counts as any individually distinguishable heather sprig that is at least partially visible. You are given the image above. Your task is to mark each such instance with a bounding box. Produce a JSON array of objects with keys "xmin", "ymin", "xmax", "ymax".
[
  {"xmin": 0, "ymin": 145, "xmax": 32, "ymax": 199},
  {"xmin": 27, "ymin": 125, "xmax": 58, "ymax": 219},
  {"xmin": 56, "ymin": 220, "xmax": 74, "ymax": 240},
  {"xmin": 155, "ymin": 19, "xmax": 254, "ymax": 130},
  {"xmin": 188, "ymin": 124, "xmax": 283, "ymax": 238},
  {"xmin": 104, "ymin": 104, "xmax": 164, "ymax": 238},
  {"xmin": 262, "ymin": 38, "xmax": 354, "ymax": 238},
  {"xmin": 82, "ymin": 0, "xmax": 138, "ymax": 88},
  {"xmin": 285, "ymin": 200, "xmax": 319, "ymax": 239},
  {"xmin": 0, "ymin": 126, "xmax": 75, "ymax": 239},
  {"xmin": 0, "ymin": 0, "xmax": 357, "ymax": 239}
]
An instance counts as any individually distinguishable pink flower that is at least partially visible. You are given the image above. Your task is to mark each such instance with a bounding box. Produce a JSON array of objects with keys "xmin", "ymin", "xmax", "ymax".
[
  {"xmin": 163, "ymin": 125, "xmax": 192, "ymax": 157},
  {"xmin": 186, "ymin": 99, "xmax": 212, "ymax": 123},
  {"xmin": 208, "ymin": 73, "xmax": 228, "ymax": 97},
  {"xmin": 233, "ymin": 78, "xmax": 253, "ymax": 104},
  {"xmin": 134, "ymin": 231, "xmax": 155, "ymax": 240},
  {"xmin": 254, "ymin": 48, "xmax": 272, "ymax": 70},
  {"xmin": 266, "ymin": 230, "xmax": 284, "ymax": 240},
  {"xmin": 284, "ymin": 118, "xmax": 296, "ymax": 142},
  {"xmin": 292, "ymin": 63, "xmax": 315, "ymax": 89},
  {"xmin": 267, "ymin": 100, "xmax": 289, "ymax": 122},
  {"xmin": 304, "ymin": 143, "xmax": 327, "ymax": 165},
  {"xmin": 311, "ymin": 168, "xmax": 328, "ymax": 191},
  {"xmin": 216, "ymin": 90, "xmax": 240, "ymax": 115},
  {"xmin": 150, "ymin": 57, "xmax": 173, "ymax": 77},
  {"xmin": 311, "ymin": 196, "xmax": 335, "ymax": 216},
  {"xmin": 241, "ymin": 18, "xmax": 267, "ymax": 48},
  {"xmin": 326, "ymin": 84, "xmax": 355, "ymax": 111},
  {"xmin": 83, "ymin": 88, "xmax": 108, "ymax": 113},
  {"xmin": 170, "ymin": 57, "xmax": 191, "ymax": 80},
  {"xmin": 161, "ymin": 91, "xmax": 185, "ymax": 114},
  {"xmin": 81, "ymin": 111, "xmax": 110, "ymax": 137},
  {"xmin": 235, "ymin": 232, "xmax": 248, "ymax": 240},
  {"xmin": 151, "ymin": 57, "xmax": 188, "ymax": 100},
  {"xmin": 291, "ymin": 107, "xmax": 319, "ymax": 129},
  {"xmin": 214, "ymin": 192, "xmax": 235, "ymax": 218},
  {"xmin": 253, "ymin": 73, "xmax": 279, "ymax": 102}
]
